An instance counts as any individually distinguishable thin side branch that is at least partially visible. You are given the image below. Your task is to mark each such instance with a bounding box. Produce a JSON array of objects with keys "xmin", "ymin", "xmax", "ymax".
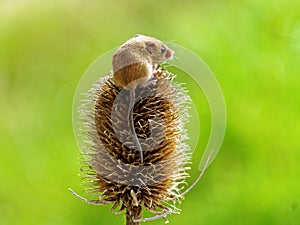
[
  {"xmin": 68, "ymin": 188, "xmax": 105, "ymax": 205},
  {"xmin": 133, "ymin": 210, "xmax": 178, "ymax": 223}
]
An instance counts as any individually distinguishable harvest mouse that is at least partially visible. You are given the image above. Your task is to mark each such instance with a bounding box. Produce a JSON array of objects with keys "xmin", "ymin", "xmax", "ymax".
[{"xmin": 112, "ymin": 34, "xmax": 174, "ymax": 163}]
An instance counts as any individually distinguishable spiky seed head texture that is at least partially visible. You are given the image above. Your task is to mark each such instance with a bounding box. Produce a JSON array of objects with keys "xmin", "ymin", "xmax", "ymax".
[{"xmin": 78, "ymin": 68, "xmax": 191, "ymax": 224}]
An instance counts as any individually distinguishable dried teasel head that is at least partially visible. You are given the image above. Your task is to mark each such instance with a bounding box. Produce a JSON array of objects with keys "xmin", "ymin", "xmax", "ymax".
[{"xmin": 71, "ymin": 67, "xmax": 192, "ymax": 224}]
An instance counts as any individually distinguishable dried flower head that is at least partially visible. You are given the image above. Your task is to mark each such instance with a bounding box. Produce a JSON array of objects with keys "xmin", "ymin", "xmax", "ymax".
[
  {"xmin": 70, "ymin": 35, "xmax": 227, "ymax": 224},
  {"xmin": 70, "ymin": 67, "xmax": 192, "ymax": 224}
]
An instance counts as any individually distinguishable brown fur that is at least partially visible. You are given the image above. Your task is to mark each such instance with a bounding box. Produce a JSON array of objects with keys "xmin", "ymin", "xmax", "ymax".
[
  {"xmin": 113, "ymin": 63, "xmax": 151, "ymax": 89},
  {"xmin": 112, "ymin": 35, "xmax": 173, "ymax": 89}
]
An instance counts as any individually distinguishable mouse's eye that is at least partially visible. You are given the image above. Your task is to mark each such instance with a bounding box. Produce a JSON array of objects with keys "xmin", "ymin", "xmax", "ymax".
[{"xmin": 161, "ymin": 47, "xmax": 165, "ymax": 54}]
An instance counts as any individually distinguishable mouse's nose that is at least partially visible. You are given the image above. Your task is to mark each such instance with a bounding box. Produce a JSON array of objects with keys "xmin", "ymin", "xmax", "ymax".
[{"xmin": 165, "ymin": 49, "xmax": 173, "ymax": 59}]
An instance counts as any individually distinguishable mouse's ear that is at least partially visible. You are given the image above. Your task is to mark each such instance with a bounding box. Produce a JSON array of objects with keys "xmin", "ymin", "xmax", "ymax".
[
  {"xmin": 134, "ymin": 34, "xmax": 141, "ymax": 37},
  {"xmin": 145, "ymin": 41, "xmax": 155, "ymax": 54}
]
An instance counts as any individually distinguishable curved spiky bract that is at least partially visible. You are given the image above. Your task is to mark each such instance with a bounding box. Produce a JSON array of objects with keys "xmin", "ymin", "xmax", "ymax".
[{"xmin": 78, "ymin": 68, "xmax": 191, "ymax": 224}]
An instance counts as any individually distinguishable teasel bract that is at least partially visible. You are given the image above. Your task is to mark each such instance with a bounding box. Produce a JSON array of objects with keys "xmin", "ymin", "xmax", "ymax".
[{"xmin": 73, "ymin": 67, "xmax": 192, "ymax": 224}]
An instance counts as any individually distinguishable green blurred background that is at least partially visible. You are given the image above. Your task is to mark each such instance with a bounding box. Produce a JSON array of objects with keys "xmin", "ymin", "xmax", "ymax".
[{"xmin": 0, "ymin": 0, "xmax": 299, "ymax": 224}]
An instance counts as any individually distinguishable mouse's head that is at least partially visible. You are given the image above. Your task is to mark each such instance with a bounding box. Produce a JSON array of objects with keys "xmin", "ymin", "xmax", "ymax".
[{"xmin": 134, "ymin": 34, "xmax": 174, "ymax": 64}]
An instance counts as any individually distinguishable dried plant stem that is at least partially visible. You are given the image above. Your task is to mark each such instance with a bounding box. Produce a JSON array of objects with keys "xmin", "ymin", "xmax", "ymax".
[{"xmin": 126, "ymin": 205, "xmax": 142, "ymax": 225}]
